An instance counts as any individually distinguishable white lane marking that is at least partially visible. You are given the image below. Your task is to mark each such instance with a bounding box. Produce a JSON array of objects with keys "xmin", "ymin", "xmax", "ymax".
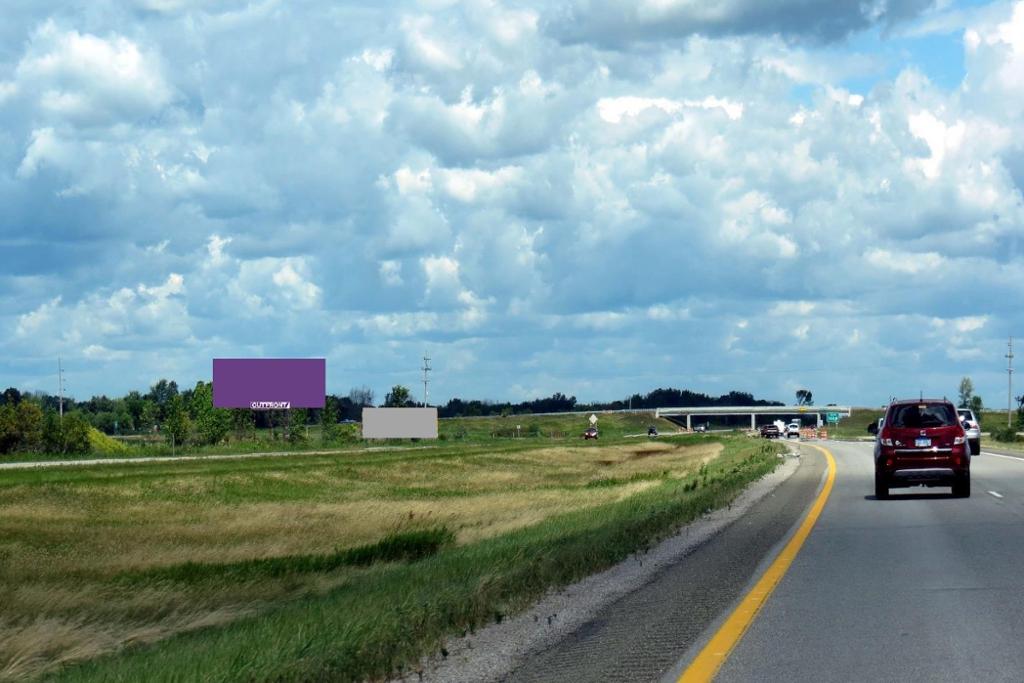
[
  {"xmin": 981, "ymin": 451, "xmax": 1024, "ymax": 462},
  {"xmin": 988, "ymin": 491, "xmax": 1004, "ymax": 499}
]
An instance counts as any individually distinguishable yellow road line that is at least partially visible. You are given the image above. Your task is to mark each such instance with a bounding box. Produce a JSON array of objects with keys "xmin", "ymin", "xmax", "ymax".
[{"xmin": 678, "ymin": 444, "xmax": 837, "ymax": 682}]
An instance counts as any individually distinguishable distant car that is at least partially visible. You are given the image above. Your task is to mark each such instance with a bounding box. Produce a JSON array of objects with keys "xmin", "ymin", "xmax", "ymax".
[
  {"xmin": 786, "ymin": 422, "xmax": 801, "ymax": 438},
  {"xmin": 957, "ymin": 408, "xmax": 981, "ymax": 455},
  {"xmin": 869, "ymin": 398, "xmax": 970, "ymax": 498},
  {"xmin": 583, "ymin": 427, "xmax": 599, "ymax": 440},
  {"xmin": 647, "ymin": 426, "xmax": 658, "ymax": 437},
  {"xmin": 760, "ymin": 424, "xmax": 780, "ymax": 439},
  {"xmin": 694, "ymin": 424, "xmax": 707, "ymax": 433}
]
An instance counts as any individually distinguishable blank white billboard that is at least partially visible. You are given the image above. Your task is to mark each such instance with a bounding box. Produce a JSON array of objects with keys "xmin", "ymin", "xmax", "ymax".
[{"xmin": 362, "ymin": 407, "xmax": 438, "ymax": 439}]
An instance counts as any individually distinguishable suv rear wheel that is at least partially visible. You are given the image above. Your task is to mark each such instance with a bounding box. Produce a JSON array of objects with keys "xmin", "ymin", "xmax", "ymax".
[
  {"xmin": 874, "ymin": 470, "xmax": 889, "ymax": 500},
  {"xmin": 952, "ymin": 473, "xmax": 971, "ymax": 498}
]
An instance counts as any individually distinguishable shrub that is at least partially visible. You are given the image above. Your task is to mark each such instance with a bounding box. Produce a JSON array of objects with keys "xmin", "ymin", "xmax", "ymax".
[{"xmin": 990, "ymin": 423, "xmax": 1019, "ymax": 443}]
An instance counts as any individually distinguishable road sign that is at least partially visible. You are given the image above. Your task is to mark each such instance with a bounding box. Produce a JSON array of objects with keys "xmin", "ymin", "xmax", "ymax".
[
  {"xmin": 589, "ymin": 414, "xmax": 598, "ymax": 425},
  {"xmin": 826, "ymin": 412, "xmax": 839, "ymax": 424}
]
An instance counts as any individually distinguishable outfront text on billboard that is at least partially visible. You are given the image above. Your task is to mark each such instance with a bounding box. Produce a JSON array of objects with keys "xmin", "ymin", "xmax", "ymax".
[
  {"xmin": 362, "ymin": 408, "xmax": 438, "ymax": 439},
  {"xmin": 213, "ymin": 358, "xmax": 325, "ymax": 409}
]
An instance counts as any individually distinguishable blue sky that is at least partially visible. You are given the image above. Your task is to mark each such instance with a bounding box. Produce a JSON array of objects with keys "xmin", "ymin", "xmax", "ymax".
[{"xmin": 2, "ymin": 0, "xmax": 1023, "ymax": 408}]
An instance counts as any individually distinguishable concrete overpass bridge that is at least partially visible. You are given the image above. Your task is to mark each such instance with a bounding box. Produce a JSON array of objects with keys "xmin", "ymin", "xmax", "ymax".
[{"xmin": 655, "ymin": 405, "xmax": 852, "ymax": 431}]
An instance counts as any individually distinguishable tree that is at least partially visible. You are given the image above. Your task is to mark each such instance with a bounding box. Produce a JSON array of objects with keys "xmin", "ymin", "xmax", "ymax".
[
  {"xmin": 349, "ymin": 385, "xmax": 374, "ymax": 407},
  {"xmin": 321, "ymin": 396, "xmax": 340, "ymax": 444},
  {"xmin": 384, "ymin": 385, "xmax": 412, "ymax": 407},
  {"xmin": 969, "ymin": 395, "xmax": 984, "ymax": 416},
  {"xmin": 190, "ymin": 381, "xmax": 231, "ymax": 445},
  {"xmin": 164, "ymin": 394, "xmax": 191, "ymax": 449},
  {"xmin": 288, "ymin": 409, "xmax": 308, "ymax": 443},
  {"xmin": 61, "ymin": 414, "xmax": 93, "ymax": 454},
  {"xmin": 1, "ymin": 387, "xmax": 22, "ymax": 406},
  {"xmin": 15, "ymin": 402, "xmax": 44, "ymax": 452},
  {"xmin": 147, "ymin": 379, "xmax": 179, "ymax": 421},
  {"xmin": 0, "ymin": 404, "xmax": 17, "ymax": 453},
  {"xmin": 139, "ymin": 401, "xmax": 157, "ymax": 432},
  {"xmin": 958, "ymin": 377, "xmax": 974, "ymax": 409},
  {"xmin": 125, "ymin": 391, "xmax": 146, "ymax": 430},
  {"xmin": 795, "ymin": 389, "xmax": 813, "ymax": 406},
  {"xmin": 231, "ymin": 408, "xmax": 255, "ymax": 440},
  {"xmin": 40, "ymin": 412, "xmax": 92, "ymax": 455}
]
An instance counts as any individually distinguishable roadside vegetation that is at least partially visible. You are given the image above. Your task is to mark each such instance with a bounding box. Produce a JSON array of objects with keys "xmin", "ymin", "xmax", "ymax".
[
  {"xmin": 0, "ymin": 381, "xmax": 786, "ymax": 462},
  {"xmin": 827, "ymin": 409, "xmax": 885, "ymax": 440},
  {"xmin": 0, "ymin": 423, "xmax": 782, "ymax": 681}
]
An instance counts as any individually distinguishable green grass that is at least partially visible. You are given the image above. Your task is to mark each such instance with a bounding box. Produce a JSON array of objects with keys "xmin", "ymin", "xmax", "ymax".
[
  {"xmin": 438, "ymin": 411, "xmax": 679, "ymax": 440},
  {"xmin": 0, "ymin": 425, "xmax": 780, "ymax": 681},
  {"xmin": 45, "ymin": 437, "xmax": 779, "ymax": 683},
  {"xmin": 826, "ymin": 408, "xmax": 885, "ymax": 440},
  {"xmin": 121, "ymin": 528, "xmax": 456, "ymax": 584},
  {"xmin": 2, "ymin": 412, "xmax": 679, "ymax": 464}
]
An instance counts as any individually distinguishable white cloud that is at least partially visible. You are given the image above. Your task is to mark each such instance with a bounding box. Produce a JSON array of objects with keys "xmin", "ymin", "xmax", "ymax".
[
  {"xmin": 205, "ymin": 234, "xmax": 232, "ymax": 267},
  {"xmin": 357, "ymin": 312, "xmax": 440, "ymax": 336},
  {"xmin": 906, "ymin": 110, "xmax": 966, "ymax": 179},
  {"xmin": 597, "ymin": 95, "xmax": 742, "ymax": 123},
  {"xmin": 3, "ymin": 0, "xmax": 1024, "ymax": 407},
  {"xmin": 421, "ymin": 255, "xmax": 461, "ymax": 295},
  {"xmin": 865, "ymin": 248, "xmax": 947, "ymax": 274},
  {"xmin": 14, "ymin": 21, "xmax": 173, "ymax": 125},
  {"xmin": 379, "ymin": 260, "xmax": 403, "ymax": 286},
  {"xmin": 770, "ymin": 301, "xmax": 816, "ymax": 316},
  {"xmin": 229, "ymin": 257, "xmax": 321, "ymax": 314}
]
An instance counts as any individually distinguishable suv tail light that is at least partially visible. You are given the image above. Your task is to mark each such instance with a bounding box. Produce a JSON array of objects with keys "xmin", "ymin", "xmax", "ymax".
[
  {"xmin": 954, "ymin": 435, "xmax": 966, "ymax": 445},
  {"xmin": 880, "ymin": 437, "xmax": 893, "ymax": 446}
]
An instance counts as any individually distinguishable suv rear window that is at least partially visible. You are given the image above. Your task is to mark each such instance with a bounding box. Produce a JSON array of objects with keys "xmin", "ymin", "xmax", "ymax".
[{"xmin": 888, "ymin": 403, "xmax": 957, "ymax": 428}]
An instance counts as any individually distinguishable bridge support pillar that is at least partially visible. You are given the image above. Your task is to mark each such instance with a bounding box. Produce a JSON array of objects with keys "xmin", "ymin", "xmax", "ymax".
[
  {"xmin": 686, "ymin": 415, "xmax": 691, "ymax": 431},
  {"xmin": 751, "ymin": 413, "xmax": 756, "ymax": 430}
]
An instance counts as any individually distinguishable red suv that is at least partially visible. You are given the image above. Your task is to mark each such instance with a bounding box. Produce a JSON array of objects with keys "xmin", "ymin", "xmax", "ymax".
[{"xmin": 868, "ymin": 399, "xmax": 970, "ymax": 499}]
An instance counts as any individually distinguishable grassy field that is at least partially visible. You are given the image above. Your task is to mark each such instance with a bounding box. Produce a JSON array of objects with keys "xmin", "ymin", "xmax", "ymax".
[
  {"xmin": 1, "ymin": 412, "xmax": 680, "ymax": 463},
  {"xmin": 0, "ymin": 416, "xmax": 781, "ymax": 681},
  {"xmin": 827, "ymin": 408, "xmax": 884, "ymax": 440}
]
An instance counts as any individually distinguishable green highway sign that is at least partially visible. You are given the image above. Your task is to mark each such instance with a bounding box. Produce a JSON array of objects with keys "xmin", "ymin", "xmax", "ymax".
[{"xmin": 826, "ymin": 412, "xmax": 840, "ymax": 423}]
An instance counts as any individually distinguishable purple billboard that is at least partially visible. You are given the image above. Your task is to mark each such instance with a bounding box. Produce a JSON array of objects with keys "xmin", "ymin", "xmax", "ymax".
[{"xmin": 213, "ymin": 359, "xmax": 325, "ymax": 409}]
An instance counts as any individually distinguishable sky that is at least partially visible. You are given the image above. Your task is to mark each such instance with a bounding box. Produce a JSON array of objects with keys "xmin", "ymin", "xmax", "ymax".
[{"xmin": 2, "ymin": 0, "xmax": 1023, "ymax": 409}]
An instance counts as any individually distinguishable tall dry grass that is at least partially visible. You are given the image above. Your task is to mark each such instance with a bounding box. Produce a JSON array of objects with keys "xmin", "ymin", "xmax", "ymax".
[{"xmin": 0, "ymin": 437, "xmax": 719, "ymax": 680}]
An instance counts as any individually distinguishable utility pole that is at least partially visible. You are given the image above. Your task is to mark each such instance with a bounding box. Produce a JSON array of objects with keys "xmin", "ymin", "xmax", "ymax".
[
  {"xmin": 1008, "ymin": 336, "xmax": 1015, "ymax": 428},
  {"xmin": 421, "ymin": 352, "xmax": 431, "ymax": 407},
  {"xmin": 58, "ymin": 357, "xmax": 66, "ymax": 426}
]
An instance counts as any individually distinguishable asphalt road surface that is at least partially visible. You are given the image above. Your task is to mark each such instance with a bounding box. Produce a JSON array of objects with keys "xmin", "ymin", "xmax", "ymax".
[
  {"xmin": 504, "ymin": 441, "xmax": 1024, "ymax": 682},
  {"xmin": 714, "ymin": 441, "xmax": 1024, "ymax": 682}
]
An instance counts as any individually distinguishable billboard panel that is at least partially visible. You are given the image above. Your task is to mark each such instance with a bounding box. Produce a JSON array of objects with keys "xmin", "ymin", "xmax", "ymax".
[
  {"xmin": 213, "ymin": 358, "xmax": 325, "ymax": 409},
  {"xmin": 362, "ymin": 407, "xmax": 438, "ymax": 439}
]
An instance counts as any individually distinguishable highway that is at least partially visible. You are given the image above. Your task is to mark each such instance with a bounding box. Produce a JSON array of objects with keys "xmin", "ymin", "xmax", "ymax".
[{"xmin": 503, "ymin": 441, "xmax": 1024, "ymax": 682}]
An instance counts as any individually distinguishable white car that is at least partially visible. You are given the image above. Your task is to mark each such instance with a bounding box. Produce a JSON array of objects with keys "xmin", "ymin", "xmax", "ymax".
[
  {"xmin": 786, "ymin": 422, "xmax": 801, "ymax": 438},
  {"xmin": 957, "ymin": 408, "xmax": 981, "ymax": 455}
]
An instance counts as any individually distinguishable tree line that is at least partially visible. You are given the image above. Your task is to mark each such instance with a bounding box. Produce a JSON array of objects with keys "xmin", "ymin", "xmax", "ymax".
[
  {"xmin": 0, "ymin": 380, "xmax": 783, "ymax": 455},
  {"xmin": 430, "ymin": 387, "xmax": 783, "ymax": 418},
  {"xmin": 0, "ymin": 382, "xmax": 378, "ymax": 455}
]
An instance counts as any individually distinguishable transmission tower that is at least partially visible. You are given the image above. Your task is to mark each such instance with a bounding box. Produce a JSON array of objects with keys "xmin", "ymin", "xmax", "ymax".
[
  {"xmin": 1008, "ymin": 337, "xmax": 1015, "ymax": 428},
  {"xmin": 58, "ymin": 357, "xmax": 66, "ymax": 425},
  {"xmin": 421, "ymin": 352, "xmax": 431, "ymax": 407}
]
